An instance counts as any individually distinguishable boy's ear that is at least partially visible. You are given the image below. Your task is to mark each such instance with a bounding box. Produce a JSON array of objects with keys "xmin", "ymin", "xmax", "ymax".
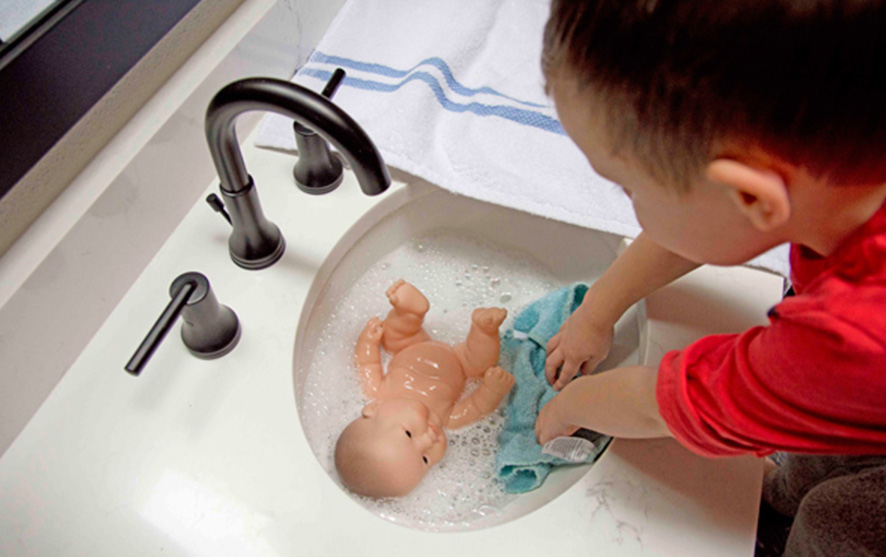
[
  {"xmin": 706, "ymin": 159, "xmax": 791, "ymax": 231},
  {"xmin": 361, "ymin": 402, "xmax": 380, "ymax": 418}
]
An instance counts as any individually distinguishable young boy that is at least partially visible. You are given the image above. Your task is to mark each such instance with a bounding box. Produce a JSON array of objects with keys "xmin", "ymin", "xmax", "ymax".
[{"xmin": 533, "ymin": 1, "xmax": 886, "ymax": 555}]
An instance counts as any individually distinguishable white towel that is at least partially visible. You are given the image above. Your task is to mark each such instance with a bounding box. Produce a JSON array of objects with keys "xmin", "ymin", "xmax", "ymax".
[{"xmin": 255, "ymin": 0, "xmax": 790, "ymax": 276}]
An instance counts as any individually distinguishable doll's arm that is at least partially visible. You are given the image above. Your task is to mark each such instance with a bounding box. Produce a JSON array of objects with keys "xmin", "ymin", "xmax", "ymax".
[
  {"xmin": 355, "ymin": 318, "xmax": 385, "ymax": 397},
  {"xmin": 448, "ymin": 367, "xmax": 514, "ymax": 429}
]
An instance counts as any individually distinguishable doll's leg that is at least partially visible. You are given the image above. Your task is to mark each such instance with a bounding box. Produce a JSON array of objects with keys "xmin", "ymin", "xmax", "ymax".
[
  {"xmin": 381, "ymin": 279, "xmax": 432, "ymax": 353},
  {"xmin": 454, "ymin": 307, "xmax": 507, "ymax": 378}
]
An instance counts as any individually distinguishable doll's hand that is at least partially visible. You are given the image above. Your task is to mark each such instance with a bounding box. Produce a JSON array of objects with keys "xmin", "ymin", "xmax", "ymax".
[
  {"xmin": 361, "ymin": 317, "xmax": 384, "ymax": 343},
  {"xmin": 544, "ymin": 301, "xmax": 614, "ymax": 391},
  {"xmin": 535, "ymin": 390, "xmax": 579, "ymax": 445}
]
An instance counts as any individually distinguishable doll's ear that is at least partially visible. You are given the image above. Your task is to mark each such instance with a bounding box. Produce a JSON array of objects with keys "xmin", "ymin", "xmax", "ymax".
[{"xmin": 361, "ymin": 402, "xmax": 379, "ymax": 418}]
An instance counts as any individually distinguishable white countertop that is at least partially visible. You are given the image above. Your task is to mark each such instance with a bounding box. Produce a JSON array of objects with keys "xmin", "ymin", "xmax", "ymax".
[{"xmin": 0, "ymin": 126, "xmax": 783, "ymax": 555}]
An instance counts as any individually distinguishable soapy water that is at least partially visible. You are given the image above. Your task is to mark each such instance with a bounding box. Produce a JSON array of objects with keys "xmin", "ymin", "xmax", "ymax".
[{"xmin": 299, "ymin": 231, "xmax": 558, "ymax": 531}]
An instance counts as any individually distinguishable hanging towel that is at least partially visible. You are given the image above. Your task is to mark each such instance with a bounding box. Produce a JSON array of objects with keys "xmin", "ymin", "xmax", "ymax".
[
  {"xmin": 254, "ymin": 0, "xmax": 790, "ymax": 277},
  {"xmin": 494, "ymin": 283, "xmax": 611, "ymax": 494}
]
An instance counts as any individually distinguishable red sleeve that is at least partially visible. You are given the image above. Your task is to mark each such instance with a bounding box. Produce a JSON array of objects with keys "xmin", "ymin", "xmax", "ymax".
[{"xmin": 656, "ymin": 301, "xmax": 886, "ymax": 457}]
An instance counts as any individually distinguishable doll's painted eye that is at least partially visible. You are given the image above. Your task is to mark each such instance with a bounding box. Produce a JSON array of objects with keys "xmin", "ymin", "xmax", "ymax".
[
  {"xmin": 405, "ymin": 430, "xmax": 412, "ymax": 438},
  {"xmin": 422, "ymin": 456, "xmax": 429, "ymax": 465}
]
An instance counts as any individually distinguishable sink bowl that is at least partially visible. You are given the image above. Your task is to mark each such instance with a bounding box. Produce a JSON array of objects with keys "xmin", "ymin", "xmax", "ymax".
[{"xmin": 292, "ymin": 179, "xmax": 642, "ymax": 531}]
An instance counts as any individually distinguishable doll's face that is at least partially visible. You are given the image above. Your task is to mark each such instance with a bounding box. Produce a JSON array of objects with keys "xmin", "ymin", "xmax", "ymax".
[{"xmin": 335, "ymin": 399, "xmax": 447, "ymax": 497}]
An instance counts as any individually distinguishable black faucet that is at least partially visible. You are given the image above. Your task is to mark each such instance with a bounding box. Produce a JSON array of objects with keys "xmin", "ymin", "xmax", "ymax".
[{"xmin": 204, "ymin": 72, "xmax": 391, "ymax": 270}]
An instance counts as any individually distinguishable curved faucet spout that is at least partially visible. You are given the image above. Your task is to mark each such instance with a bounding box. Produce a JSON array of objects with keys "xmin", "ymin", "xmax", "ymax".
[
  {"xmin": 206, "ymin": 77, "xmax": 390, "ymax": 195},
  {"xmin": 204, "ymin": 77, "xmax": 391, "ymax": 269}
]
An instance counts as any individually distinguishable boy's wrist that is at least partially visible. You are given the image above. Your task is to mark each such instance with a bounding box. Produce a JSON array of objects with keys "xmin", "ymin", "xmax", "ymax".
[
  {"xmin": 582, "ymin": 284, "xmax": 629, "ymax": 327},
  {"xmin": 557, "ymin": 375, "xmax": 590, "ymax": 425}
]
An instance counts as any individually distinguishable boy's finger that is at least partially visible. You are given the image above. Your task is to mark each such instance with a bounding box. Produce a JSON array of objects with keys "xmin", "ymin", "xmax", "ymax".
[
  {"xmin": 554, "ymin": 360, "xmax": 578, "ymax": 391},
  {"xmin": 545, "ymin": 350, "xmax": 564, "ymax": 385},
  {"xmin": 547, "ymin": 333, "xmax": 561, "ymax": 352},
  {"xmin": 535, "ymin": 405, "xmax": 551, "ymax": 442}
]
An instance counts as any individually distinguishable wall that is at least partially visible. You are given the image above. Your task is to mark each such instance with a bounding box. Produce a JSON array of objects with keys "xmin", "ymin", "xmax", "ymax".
[
  {"xmin": 0, "ymin": 0, "xmax": 346, "ymax": 455},
  {"xmin": 0, "ymin": 0, "xmax": 242, "ymax": 257}
]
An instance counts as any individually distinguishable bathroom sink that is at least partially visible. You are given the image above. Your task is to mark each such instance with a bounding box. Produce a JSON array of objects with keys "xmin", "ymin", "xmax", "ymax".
[
  {"xmin": 0, "ymin": 130, "xmax": 776, "ymax": 553},
  {"xmin": 292, "ymin": 179, "xmax": 642, "ymax": 531}
]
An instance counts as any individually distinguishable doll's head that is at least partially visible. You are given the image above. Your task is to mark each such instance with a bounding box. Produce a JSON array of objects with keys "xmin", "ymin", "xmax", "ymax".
[{"xmin": 335, "ymin": 398, "xmax": 448, "ymax": 497}]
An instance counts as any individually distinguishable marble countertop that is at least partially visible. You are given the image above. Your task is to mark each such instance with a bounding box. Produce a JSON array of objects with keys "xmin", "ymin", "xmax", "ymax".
[{"xmin": 0, "ymin": 127, "xmax": 783, "ymax": 555}]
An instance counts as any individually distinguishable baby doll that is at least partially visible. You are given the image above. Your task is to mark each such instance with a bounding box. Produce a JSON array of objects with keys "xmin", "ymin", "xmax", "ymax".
[{"xmin": 335, "ymin": 279, "xmax": 515, "ymax": 498}]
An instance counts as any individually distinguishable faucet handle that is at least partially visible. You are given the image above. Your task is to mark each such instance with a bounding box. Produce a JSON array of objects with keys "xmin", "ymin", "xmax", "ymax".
[
  {"xmin": 206, "ymin": 193, "xmax": 232, "ymax": 225},
  {"xmin": 125, "ymin": 272, "xmax": 241, "ymax": 376},
  {"xmin": 293, "ymin": 68, "xmax": 348, "ymax": 194},
  {"xmin": 320, "ymin": 68, "xmax": 346, "ymax": 99}
]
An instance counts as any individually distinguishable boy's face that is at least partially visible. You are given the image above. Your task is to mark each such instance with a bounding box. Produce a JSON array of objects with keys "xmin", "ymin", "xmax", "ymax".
[{"xmin": 549, "ymin": 73, "xmax": 784, "ymax": 266}]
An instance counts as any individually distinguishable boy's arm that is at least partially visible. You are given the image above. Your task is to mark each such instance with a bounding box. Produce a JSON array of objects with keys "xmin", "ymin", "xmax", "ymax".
[
  {"xmin": 546, "ymin": 232, "xmax": 700, "ymax": 389},
  {"xmin": 536, "ymin": 365, "xmax": 671, "ymax": 443},
  {"xmin": 582, "ymin": 232, "xmax": 701, "ymax": 325},
  {"xmin": 355, "ymin": 318, "xmax": 385, "ymax": 397}
]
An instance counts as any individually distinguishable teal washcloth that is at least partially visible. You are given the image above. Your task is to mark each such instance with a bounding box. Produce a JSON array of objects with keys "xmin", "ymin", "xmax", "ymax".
[{"xmin": 494, "ymin": 283, "xmax": 611, "ymax": 493}]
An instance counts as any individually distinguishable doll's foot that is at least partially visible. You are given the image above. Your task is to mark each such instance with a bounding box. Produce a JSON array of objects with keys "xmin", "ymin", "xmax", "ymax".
[
  {"xmin": 361, "ymin": 317, "xmax": 384, "ymax": 343},
  {"xmin": 483, "ymin": 366, "xmax": 515, "ymax": 395},
  {"xmin": 386, "ymin": 279, "xmax": 429, "ymax": 316},
  {"xmin": 472, "ymin": 307, "xmax": 507, "ymax": 334}
]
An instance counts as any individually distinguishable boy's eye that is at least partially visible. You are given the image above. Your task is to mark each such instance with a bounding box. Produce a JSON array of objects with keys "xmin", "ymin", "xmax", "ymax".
[
  {"xmin": 405, "ymin": 430, "xmax": 412, "ymax": 438},
  {"xmin": 422, "ymin": 456, "xmax": 429, "ymax": 465}
]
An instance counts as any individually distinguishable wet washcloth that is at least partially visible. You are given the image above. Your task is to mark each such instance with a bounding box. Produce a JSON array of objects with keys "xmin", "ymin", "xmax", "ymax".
[
  {"xmin": 494, "ymin": 284, "xmax": 611, "ymax": 494},
  {"xmin": 254, "ymin": 0, "xmax": 790, "ymax": 277}
]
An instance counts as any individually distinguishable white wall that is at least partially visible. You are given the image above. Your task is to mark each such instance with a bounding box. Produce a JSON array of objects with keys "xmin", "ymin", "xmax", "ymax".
[{"xmin": 0, "ymin": 0, "xmax": 346, "ymax": 455}]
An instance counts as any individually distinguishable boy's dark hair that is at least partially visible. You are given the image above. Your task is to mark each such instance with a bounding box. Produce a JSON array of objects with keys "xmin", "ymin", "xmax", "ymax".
[{"xmin": 543, "ymin": 0, "xmax": 886, "ymax": 190}]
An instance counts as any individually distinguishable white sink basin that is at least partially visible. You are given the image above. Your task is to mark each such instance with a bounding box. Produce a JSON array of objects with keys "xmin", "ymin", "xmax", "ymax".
[{"xmin": 293, "ymin": 180, "xmax": 642, "ymax": 530}]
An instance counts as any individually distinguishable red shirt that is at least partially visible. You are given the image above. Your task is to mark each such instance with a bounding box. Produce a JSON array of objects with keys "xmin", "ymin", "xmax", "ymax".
[{"xmin": 657, "ymin": 203, "xmax": 886, "ymax": 457}]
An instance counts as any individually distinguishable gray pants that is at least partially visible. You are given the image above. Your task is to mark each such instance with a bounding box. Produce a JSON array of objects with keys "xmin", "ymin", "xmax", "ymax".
[{"xmin": 762, "ymin": 454, "xmax": 886, "ymax": 556}]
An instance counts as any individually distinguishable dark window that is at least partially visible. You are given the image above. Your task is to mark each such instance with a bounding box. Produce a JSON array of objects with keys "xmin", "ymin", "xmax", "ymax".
[{"xmin": 0, "ymin": 0, "xmax": 202, "ymax": 199}]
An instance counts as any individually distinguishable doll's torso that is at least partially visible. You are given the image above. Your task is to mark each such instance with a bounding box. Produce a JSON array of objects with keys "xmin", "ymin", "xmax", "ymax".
[{"xmin": 382, "ymin": 341, "xmax": 466, "ymax": 424}]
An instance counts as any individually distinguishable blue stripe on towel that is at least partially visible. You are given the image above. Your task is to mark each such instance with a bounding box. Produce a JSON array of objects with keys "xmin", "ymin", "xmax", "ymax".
[
  {"xmin": 311, "ymin": 51, "xmax": 547, "ymax": 109},
  {"xmin": 300, "ymin": 68, "xmax": 566, "ymax": 136}
]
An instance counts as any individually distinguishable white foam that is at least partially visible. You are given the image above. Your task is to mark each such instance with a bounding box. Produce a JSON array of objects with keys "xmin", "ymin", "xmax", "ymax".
[{"xmin": 300, "ymin": 231, "xmax": 557, "ymax": 531}]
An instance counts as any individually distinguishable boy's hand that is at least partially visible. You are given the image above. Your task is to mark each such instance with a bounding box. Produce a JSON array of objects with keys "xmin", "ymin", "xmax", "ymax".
[
  {"xmin": 545, "ymin": 302, "xmax": 614, "ymax": 390},
  {"xmin": 537, "ymin": 367, "xmax": 670, "ymax": 443},
  {"xmin": 535, "ymin": 390, "xmax": 579, "ymax": 445}
]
